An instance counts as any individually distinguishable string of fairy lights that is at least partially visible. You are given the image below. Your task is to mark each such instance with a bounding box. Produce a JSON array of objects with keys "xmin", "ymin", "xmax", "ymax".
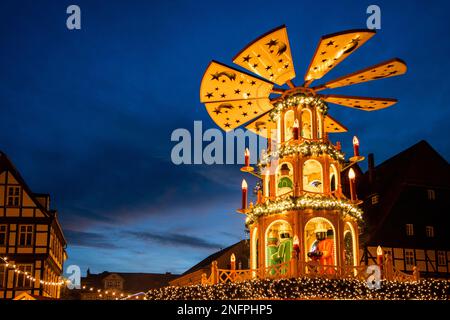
[
  {"xmin": 259, "ymin": 141, "xmax": 345, "ymax": 167},
  {"xmin": 0, "ymin": 256, "xmax": 66, "ymax": 287},
  {"xmin": 0, "ymin": 256, "xmax": 146, "ymax": 299},
  {"xmin": 145, "ymin": 277, "xmax": 450, "ymax": 300},
  {"xmin": 79, "ymin": 285, "xmax": 147, "ymax": 300},
  {"xmin": 270, "ymin": 93, "xmax": 329, "ymax": 121}
]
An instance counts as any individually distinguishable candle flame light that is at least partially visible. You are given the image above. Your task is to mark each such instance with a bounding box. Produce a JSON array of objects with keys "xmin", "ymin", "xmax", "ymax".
[
  {"xmin": 377, "ymin": 245, "xmax": 383, "ymax": 256},
  {"xmin": 348, "ymin": 168, "xmax": 356, "ymax": 180},
  {"xmin": 242, "ymin": 179, "xmax": 248, "ymax": 189},
  {"xmin": 244, "ymin": 148, "xmax": 250, "ymax": 167},
  {"xmin": 353, "ymin": 136, "xmax": 359, "ymax": 146},
  {"xmin": 231, "ymin": 253, "xmax": 236, "ymax": 262},
  {"xmin": 293, "ymin": 119, "xmax": 299, "ymax": 128}
]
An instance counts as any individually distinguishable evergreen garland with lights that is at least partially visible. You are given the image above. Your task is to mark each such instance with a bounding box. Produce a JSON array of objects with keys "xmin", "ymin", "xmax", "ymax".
[
  {"xmin": 145, "ymin": 277, "xmax": 449, "ymax": 300},
  {"xmin": 259, "ymin": 141, "xmax": 345, "ymax": 167},
  {"xmin": 245, "ymin": 195, "xmax": 363, "ymax": 226},
  {"xmin": 269, "ymin": 93, "xmax": 328, "ymax": 121}
]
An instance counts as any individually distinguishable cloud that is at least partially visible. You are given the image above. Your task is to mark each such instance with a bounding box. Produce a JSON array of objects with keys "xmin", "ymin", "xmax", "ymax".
[
  {"xmin": 64, "ymin": 229, "xmax": 119, "ymax": 249},
  {"xmin": 124, "ymin": 230, "xmax": 223, "ymax": 250}
]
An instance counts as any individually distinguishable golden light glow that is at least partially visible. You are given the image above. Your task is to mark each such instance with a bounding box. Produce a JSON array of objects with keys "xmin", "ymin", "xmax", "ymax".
[
  {"xmin": 231, "ymin": 253, "xmax": 236, "ymax": 262},
  {"xmin": 293, "ymin": 119, "xmax": 299, "ymax": 128},
  {"xmin": 242, "ymin": 179, "xmax": 248, "ymax": 189},
  {"xmin": 233, "ymin": 25, "xmax": 296, "ymax": 86},
  {"xmin": 353, "ymin": 136, "xmax": 359, "ymax": 146},
  {"xmin": 305, "ymin": 29, "xmax": 375, "ymax": 82},
  {"xmin": 245, "ymin": 148, "xmax": 250, "ymax": 157},
  {"xmin": 324, "ymin": 114, "xmax": 347, "ymax": 133},
  {"xmin": 348, "ymin": 168, "xmax": 356, "ymax": 180},
  {"xmin": 316, "ymin": 58, "xmax": 407, "ymax": 90},
  {"xmin": 322, "ymin": 94, "xmax": 397, "ymax": 111},
  {"xmin": 377, "ymin": 245, "xmax": 383, "ymax": 256}
]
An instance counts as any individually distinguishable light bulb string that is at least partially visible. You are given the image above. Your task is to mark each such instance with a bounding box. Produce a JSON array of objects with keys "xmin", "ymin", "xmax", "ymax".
[{"xmin": 1, "ymin": 256, "xmax": 147, "ymax": 299}]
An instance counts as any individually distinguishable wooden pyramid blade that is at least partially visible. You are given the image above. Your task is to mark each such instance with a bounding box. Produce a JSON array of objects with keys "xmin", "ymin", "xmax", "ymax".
[
  {"xmin": 322, "ymin": 94, "xmax": 397, "ymax": 111},
  {"xmin": 232, "ymin": 25, "xmax": 296, "ymax": 86},
  {"xmin": 314, "ymin": 58, "xmax": 407, "ymax": 91},
  {"xmin": 200, "ymin": 61, "xmax": 273, "ymax": 103},
  {"xmin": 304, "ymin": 29, "xmax": 375, "ymax": 84},
  {"xmin": 245, "ymin": 112, "xmax": 277, "ymax": 138},
  {"xmin": 205, "ymin": 98, "xmax": 273, "ymax": 132},
  {"xmin": 324, "ymin": 114, "xmax": 348, "ymax": 133}
]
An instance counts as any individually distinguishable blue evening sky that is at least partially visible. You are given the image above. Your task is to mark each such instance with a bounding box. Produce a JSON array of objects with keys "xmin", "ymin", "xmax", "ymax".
[{"xmin": 0, "ymin": 0, "xmax": 449, "ymax": 274}]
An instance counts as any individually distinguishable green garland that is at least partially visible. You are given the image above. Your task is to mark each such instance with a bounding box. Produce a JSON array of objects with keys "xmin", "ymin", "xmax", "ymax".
[
  {"xmin": 269, "ymin": 92, "xmax": 328, "ymax": 121},
  {"xmin": 258, "ymin": 141, "xmax": 345, "ymax": 167},
  {"xmin": 245, "ymin": 194, "xmax": 363, "ymax": 226}
]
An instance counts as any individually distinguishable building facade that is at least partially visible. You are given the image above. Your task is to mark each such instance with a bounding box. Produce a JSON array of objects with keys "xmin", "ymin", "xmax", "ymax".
[
  {"xmin": 0, "ymin": 151, "xmax": 67, "ymax": 299},
  {"xmin": 68, "ymin": 270, "xmax": 179, "ymax": 300},
  {"xmin": 358, "ymin": 141, "xmax": 450, "ymax": 278}
]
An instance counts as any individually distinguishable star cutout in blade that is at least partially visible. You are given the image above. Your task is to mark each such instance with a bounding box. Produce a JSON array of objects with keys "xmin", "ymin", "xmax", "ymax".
[{"xmin": 266, "ymin": 39, "xmax": 278, "ymax": 48}]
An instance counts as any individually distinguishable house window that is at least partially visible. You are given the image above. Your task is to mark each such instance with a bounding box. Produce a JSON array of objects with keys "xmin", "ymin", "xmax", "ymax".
[
  {"xmin": 437, "ymin": 251, "xmax": 446, "ymax": 266},
  {"xmin": 7, "ymin": 186, "xmax": 20, "ymax": 207},
  {"xmin": 19, "ymin": 225, "xmax": 33, "ymax": 247},
  {"xmin": 371, "ymin": 194, "xmax": 379, "ymax": 205},
  {"xmin": 405, "ymin": 250, "xmax": 415, "ymax": 266},
  {"xmin": 426, "ymin": 226, "xmax": 434, "ymax": 238},
  {"xmin": 406, "ymin": 224, "xmax": 414, "ymax": 236},
  {"xmin": 105, "ymin": 279, "xmax": 122, "ymax": 289},
  {"xmin": 0, "ymin": 265, "xmax": 5, "ymax": 288},
  {"xmin": 0, "ymin": 225, "xmax": 7, "ymax": 246},
  {"xmin": 15, "ymin": 264, "xmax": 33, "ymax": 288},
  {"xmin": 427, "ymin": 189, "xmax": 435, "ymax": 200}
]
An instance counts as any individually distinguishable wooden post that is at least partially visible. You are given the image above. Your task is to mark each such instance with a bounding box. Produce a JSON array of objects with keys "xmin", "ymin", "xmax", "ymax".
[
  {"xmin": 201, "ymin": 273, "xmax": 207, "ymax": 285},
  {"xmin": 413, "ymin": 266, "xmax": 420, "ymax": 282},
  {"xmin": 384, "ymin": 253, "xmax": 393, "ymax": 281},
  {"xmin": 211, "ymin": 261, "xmax": 219, "ymax": 285}
]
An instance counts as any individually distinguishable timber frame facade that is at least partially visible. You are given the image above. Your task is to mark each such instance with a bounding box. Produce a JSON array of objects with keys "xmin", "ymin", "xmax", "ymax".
[
  {"xmin": 357, "ymin": 141, "xmax": 450, "ymax": 278},
  {"xmin": 0, "ymin": 151, "xmax": 67, "ymax": 299}
]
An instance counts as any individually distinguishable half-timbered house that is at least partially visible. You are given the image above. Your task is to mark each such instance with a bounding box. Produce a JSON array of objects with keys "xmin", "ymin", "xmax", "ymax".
[
  {"xmin": 0, "ymin": 151, "xmax": 67, "ymax": 299},
  {"xmin": 358, "ymin": 140, "xmax": 450, "ymax": 278}
]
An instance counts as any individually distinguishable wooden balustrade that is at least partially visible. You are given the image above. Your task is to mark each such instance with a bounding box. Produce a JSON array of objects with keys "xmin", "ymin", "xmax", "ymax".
[{"xmin": 200, "ymin": 255, "xmax": 418, "ymax": 286}]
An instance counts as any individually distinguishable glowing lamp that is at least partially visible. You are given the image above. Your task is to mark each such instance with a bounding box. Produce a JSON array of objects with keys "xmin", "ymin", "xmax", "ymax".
[
  {"xmin": 353, "ymin": 136, "xmax": 360, "ymax": 157},
  {"xmin": 348, "ymin": 168, "xmax": 356, "ymax": 201},
  {"xmin": 231, "ymin": 253, "xmax": 236, "ymax": 262},
  {"xmin": 244, "ymin": 148, "xmax": 250, "ymax": 167},
  {"xmin": 241, "ymin": 179, "xmax": 248, "ymax": 210},
  {"xmin": 348, "ymin": 168, "xmax": 356, "ymax": 180},
  {"xmin": 377, "ymin": 245, "xmax": 384, "ymax": 270},
  {"xmin": 377, "ymin": 245, "xmax": 383, "ymax": 256}
]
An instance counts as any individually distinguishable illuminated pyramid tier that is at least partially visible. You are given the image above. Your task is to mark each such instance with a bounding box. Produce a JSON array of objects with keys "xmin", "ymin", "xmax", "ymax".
[{"xmin": 199, "ymin": 25, "xmax": 406, "ymax": 273}]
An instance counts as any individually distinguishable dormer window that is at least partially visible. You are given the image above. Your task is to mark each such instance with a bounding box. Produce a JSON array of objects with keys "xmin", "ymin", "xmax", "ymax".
[{"xmin": 7, "ymin": 186, "xmax": 20, "ymax": 207}]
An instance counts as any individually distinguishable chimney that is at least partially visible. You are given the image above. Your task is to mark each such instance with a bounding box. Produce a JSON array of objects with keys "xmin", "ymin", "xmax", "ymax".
[{"xmin": 368, "ymin": 153, "xmax": 375, "ymax": 185}]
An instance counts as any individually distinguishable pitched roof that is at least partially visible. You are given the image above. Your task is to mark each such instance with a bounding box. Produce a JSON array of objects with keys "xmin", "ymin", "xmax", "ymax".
[
  {"xmin": 359, "ymin": 140, "xmax": 450, "ymax": 246},
  {"xmin": 82, "ymin": 272, "xmax": 180, "ymax": 292},
  {"xmin": 182, "ymin": 240, "xmax": 249, "ymax": 275},
  {"xmin": 0, "ymin": 151, "xmax": 67, "ymax": 246}
]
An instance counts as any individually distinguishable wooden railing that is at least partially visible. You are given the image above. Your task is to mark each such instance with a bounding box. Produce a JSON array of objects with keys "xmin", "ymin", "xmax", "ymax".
[{"xmin": 201, "ymin": 257, "xmax": 419, "ymax": 286}]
